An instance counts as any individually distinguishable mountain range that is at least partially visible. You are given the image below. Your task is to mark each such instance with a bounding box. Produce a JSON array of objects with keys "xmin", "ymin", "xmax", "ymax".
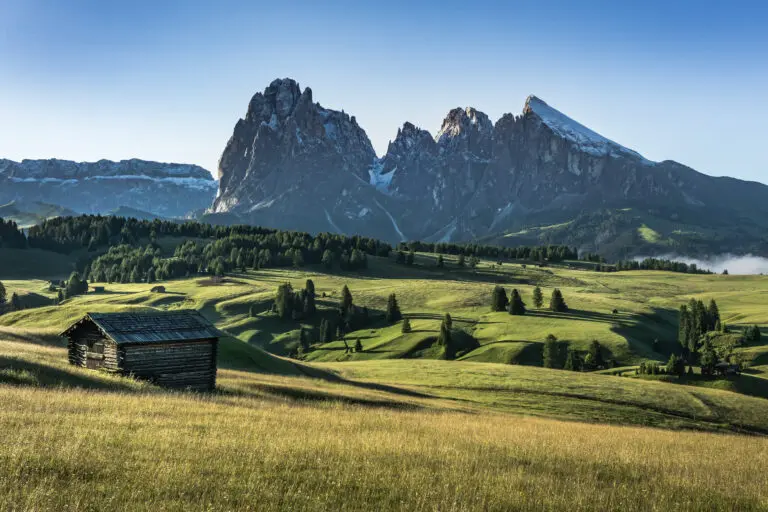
[
  {"xmin": 210, "ymin": 78, "xmax": 768, "ymax": 259},
  {"xmin": 4, "ymin": 78, "xmax": 768, "ymax": 259},
  {"xmin": 0, "ymin": 158, "xmax": 217, "ymax": 219}
]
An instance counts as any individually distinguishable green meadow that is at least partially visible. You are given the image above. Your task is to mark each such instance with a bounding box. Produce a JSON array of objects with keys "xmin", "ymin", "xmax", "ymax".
[{"xmin": 3, "ymin": 254, "xmax": 768, "ymax": 509}]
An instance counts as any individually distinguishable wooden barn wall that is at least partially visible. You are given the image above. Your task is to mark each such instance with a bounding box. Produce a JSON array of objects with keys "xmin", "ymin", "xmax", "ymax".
[
  {"xmin": 103, "ymin": 342, "xmax": 119, "ymax": 371},
  {"xmin": 120, "ymin": 339, "xmax": 217, "ymax": 391},
  {"xmin": 67, "ymin": 321, "xmax": 110, "ymax": 369},
  {"xmin": 68, "ymin": 340, "xmax": 88, "ymax": 367}
]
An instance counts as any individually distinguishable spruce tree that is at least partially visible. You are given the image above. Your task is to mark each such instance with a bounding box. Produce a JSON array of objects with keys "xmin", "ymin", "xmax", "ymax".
[
  {"xmin": 678, "ymin": 305, "xmax": 690, "ymax": 353},
  {"xmin": 321, "ymin": 249, "xmax": 334, "ymax": 269},
  {"xmin": 508, "ymin": 289, "xmax": 526, "ymax": 315},
  {"xmin": 666, "ymin": 354, "xmax": 685, "ymax": 376},
  {"xmin": 700, "ymin": 338, "xmax": 718, "ymax": 375},
  {"xmin": 532, "ymin": 286, "xmax": 543, "ymax": 309},
  {"xmin": 354, "ymin": 338, "xmax": 363, "ymax": 352},
  {"xmin": 0, "ymin": 281, "xmax": 6, "ymax": 305},
  {"xmin": 491, "ymin": 286, "xmax": 508, "ymax": 312},
  {"xmin": 437, "ymin": 254, "xmax": 444, "ymax": 268},
  {"xmin": 707, "ymin": 299, "xmax": 720, "ymax": 332},
  {"xmin": 438, "ymin": 316, "xmax": 454, "ymax": 359},
  {"xmin": 542, "ymin": 334, "xmax": 561, "ymax": 369},
  {"xmin": 275, "ymin": 283, "xmax": 295, "ymax": 320},
  {"xmin": 564, "ymin": 349, "xmax": 582, "ymax": 371},
  {"xmin": 386, "ymin": 293, "xmax": 402, "ymax": 323},
  {"xmin": 401, "ymin": 318, "xmax": 412, "ymax": 333},
  {"xmin": 10, "ymin": 293, "xmax": 21, "ymax": 312},
  {"xmin": 549, "ymin": 288, "xmax": 567, "ymax": 312},
  {"xmin": 299, "ymin": 328, "xmax": 310, "ymax": 351},
  {"xmin": 340, "ymin": 285, "xmax": 353, "ymax": 314},
  {"xmin": 443, "ymin": 313, "xmax": 452, "ymax": 330},
  {"xmin": 587, "ymin": 340, "xmax": 605, "ymax": 369},
  {"xmin": 303, "ymin": 279, "xmax": 316, "ymax": 316}
]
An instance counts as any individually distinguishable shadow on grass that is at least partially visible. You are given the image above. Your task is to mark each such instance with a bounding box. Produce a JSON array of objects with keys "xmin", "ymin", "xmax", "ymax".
[
  {"xmin": 0, "ymin": 356, "xmax": 142, "ymax": 392},
  {"xmin": 0, "ymin": 329, "xmax": 65, "ymax": 347}
]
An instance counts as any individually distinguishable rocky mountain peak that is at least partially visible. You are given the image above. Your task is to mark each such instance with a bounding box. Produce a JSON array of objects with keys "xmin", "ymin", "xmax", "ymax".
[{"xmin": 435, "ymin": 107, "xmax": 493, "ymax": 145}]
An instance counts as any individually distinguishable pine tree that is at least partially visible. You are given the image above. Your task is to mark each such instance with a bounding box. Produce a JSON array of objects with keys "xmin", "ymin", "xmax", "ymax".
[
  {"xmin": 532, "ymin": 286, "xmax": 543, "ymax": 309},
  {"xmin": 146, "ymin": 267, "xmax": 156, "ymax": 283},
  {"xmin": 386, "ymin": 293, "xmax": 402, "ymax": 323},
  {"xmin": 303, "ymin": 279, "xmax": 316, "ymax": 316},
  {"xmin": 542, "ymin": 334, "xmax": 561, "ymax": 369},
  {"xmin": 336, "ymin": 323, "xmax": 345, "ymax": 341},
  {"xmin": 508, "ymin": 289, "xmax": 526, "ymax": 315},
  {"xmin": 275, "ymin": 283, "xmax": 295, "ymax": 320},
  {"xmin": 401, "ymin": 318, "xmax": 412, "ymax": 333},
  {"xmin": 700, "ymin": 338, "xmax": 718, "ymax": 376},
  {"xmin": 666, "ymin": 354, "xmax": 685, "ymax": 376},
  {"xmin": 437, "ymin": 254, "xmax": 444, "ymax": 268},
  {"xmin": 299, "ymin": 328, "xmax": 310, "ymax": 351},
  {"xmin": 491, "ymin": 286, "xmax": 508, "ymax": 312},
  {"xmin": 678, "ymin": 305, "xmax": 690, "ymax": 353},
  {"xmin": 321, "ymin": 249, "xmax": 334, "ymax": 269},
  {"xmin": 354, "ymin": 338, "xmax": 363, "ymax": 352},
  {"xmin": 340, "ymin": 285, "xmax": 354, "ymax": 315},
  {"xmin": 0, "ymin": 281, "xmax": 6, "ymax": 305},
  {"xmin": 438, "ymin": 316, "xmax": 454, "ymax": 359},
  {"xmin": 549, "ymin": 288, "xmax": 568, "ymax": 312},
  {"xmin": 564, "ymin": 349, "xmax": 582, "ymax": 371},
  {"xmin": 707, "ymin": 299, "xmax": 720, "ymax": 332},
  {"xmin": 457, "ymin": 254, "xmax": 466, "ymax": 267},
  {"xmin": 10, "ymin": 292, "xmax": 21, "ymax": 312},
  {"xmin": 587, "ymin": 340, "xmax": 605, "ymax": 369}
]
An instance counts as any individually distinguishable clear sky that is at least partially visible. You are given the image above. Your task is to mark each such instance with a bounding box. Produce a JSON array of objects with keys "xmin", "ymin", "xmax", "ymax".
[{"xmin": 1, "ymin": 0, "xmax": 766, "ymax": 181}]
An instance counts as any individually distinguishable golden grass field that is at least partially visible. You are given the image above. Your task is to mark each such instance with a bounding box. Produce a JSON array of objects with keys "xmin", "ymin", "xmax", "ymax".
[{"xmin": 3, "ymin": 256, "xmax": 768, "ymax": 509}]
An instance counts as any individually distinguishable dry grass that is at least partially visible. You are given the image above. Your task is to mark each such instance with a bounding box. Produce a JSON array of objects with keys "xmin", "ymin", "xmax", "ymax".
[{"xmin": 2, "ymin": 378, "xmax": 768, "ymax": 511}]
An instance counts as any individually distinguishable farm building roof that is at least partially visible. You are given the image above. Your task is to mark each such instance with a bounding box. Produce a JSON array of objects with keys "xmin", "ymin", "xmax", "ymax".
[{"xmin": 61, "ymin": 310, "xmax": 221, "ymax": 345}]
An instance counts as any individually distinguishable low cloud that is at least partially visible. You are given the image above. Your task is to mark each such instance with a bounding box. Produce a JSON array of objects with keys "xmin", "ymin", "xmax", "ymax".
[{"xmin": 641, "ymin": 254, "xmax": 768, "ymax": 275}]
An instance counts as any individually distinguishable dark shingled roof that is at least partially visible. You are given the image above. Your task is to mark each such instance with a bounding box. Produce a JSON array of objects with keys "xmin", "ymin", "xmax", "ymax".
[{"xmin": 61, "ymin": 310, "xmax": 221, "ymax": 345}]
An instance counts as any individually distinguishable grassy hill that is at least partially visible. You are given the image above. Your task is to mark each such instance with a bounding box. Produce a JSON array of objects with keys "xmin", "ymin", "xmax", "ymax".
[
  {"xmin": 3, "ymin": 254, "xmax": 767, "ymax": 369},
  {"xmin": 4, "ymin": 254, "xmax": 768, "ymax": 509},
  {"xmin": 2, "ymin": 329, "xmax": 768, "ymax": 510}
]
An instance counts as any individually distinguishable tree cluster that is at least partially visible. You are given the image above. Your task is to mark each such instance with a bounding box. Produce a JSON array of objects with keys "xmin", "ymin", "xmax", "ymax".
[
  {"xmin": 678, "ymin": 299, "xmax": 721, "ymax": 357},
  {"xmin": 0, "ymin": 218, "xmax": 27, "ymax": 249},
  {"xmin": 614, "ymin": 258, "xmax": 712, "ymax": 275},
  {"xmin": 395, "ymin": 241, "xmax": 577, "ymax": 263}
]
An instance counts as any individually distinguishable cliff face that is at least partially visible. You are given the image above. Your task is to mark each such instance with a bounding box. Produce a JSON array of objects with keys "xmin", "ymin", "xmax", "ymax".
[
  {"xmin": 212, "ymin": 78, "xmax": 768, "ymax": 256},
  {"xmin": 0, "ymin": 158, "xmax": 216, "ymax": 218}
]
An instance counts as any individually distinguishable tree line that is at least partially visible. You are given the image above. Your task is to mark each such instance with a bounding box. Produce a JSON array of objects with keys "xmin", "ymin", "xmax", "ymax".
[{"xmin": 396, "ymin": 241, "xmax": 578, "ymax": 262}]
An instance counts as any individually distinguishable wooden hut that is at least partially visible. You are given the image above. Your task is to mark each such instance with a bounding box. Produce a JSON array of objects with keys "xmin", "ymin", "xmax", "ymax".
[{"xmin": 61, "ymin": 310, "xmax": 220, "ymax": 391}]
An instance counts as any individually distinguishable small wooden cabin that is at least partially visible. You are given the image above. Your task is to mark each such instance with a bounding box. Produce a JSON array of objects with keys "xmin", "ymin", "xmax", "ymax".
[{"xmin": 62, "ymin": 310, "xmax": 220, "ymax": 391}]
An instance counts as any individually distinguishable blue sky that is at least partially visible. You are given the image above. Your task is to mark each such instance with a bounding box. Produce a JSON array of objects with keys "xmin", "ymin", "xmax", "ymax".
[{"xmin": 1, "ymin": 0, "xmax": 767, "ymax": 181}]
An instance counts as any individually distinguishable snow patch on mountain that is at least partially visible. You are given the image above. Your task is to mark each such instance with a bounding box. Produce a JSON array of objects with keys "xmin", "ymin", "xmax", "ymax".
[
  {"xmin": 525, "ymin": 96, "xmax": 649, "ymax": 162},
  {"xmin": 368, "ymin": 160, "xmax": 396, "ymax": 193}
]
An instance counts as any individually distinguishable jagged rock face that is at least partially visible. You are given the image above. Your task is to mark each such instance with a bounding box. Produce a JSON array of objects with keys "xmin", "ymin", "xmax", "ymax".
[
  {"xmin": 0, "ymin": 159, "xmax": 216, "ymax": 218},
  {"xmin": 212, "ymin": 78, "xmax": 402, "ymax": 237},
  {"xmin": 213, "ymin": 79, "xmax": 768, "ymax": 254}
]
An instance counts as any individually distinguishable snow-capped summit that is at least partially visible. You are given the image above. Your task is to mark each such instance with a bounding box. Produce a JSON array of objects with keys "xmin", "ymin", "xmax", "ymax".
[{"xmin": 523, "ymin": 95, "xmax": 646, "ymax": 161}]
